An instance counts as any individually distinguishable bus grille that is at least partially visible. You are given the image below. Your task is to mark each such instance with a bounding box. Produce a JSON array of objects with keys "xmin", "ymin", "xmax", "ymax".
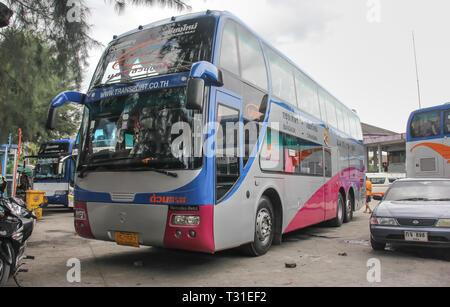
[{"xmin": 110, "ymin": 192, "xmax": 136, "ymax": 202}]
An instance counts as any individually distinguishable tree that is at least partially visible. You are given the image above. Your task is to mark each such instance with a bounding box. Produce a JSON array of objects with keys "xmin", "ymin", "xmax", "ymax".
[
  {"xmin": 109, "ymin": 0, "xmax": 191, "ymax": 14},
  {"xmin": 0, "ymin": 29, "xmax": 81, "ymax": 146},
  {"xmin": 0, "ymin": 0, "xmax": 192, "ymax": 148}
]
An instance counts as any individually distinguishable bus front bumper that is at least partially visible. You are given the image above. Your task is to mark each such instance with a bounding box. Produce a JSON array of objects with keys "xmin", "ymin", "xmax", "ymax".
[{"xmin": 75, "ymin": 202, "xmax": 215, "ymax": 253}]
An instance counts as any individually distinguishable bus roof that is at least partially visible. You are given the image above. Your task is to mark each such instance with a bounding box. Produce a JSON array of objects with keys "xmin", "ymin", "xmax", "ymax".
[
  {"xmin": 110, "ymin": 10, "xmax": 360, "ymax": 124},
  {"xmin": 409, "ymin": 103, "xmax": 450, "ymax": 117}
]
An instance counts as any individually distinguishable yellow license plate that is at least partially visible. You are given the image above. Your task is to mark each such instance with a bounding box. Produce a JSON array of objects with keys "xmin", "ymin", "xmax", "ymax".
[{"xmin": 115, "ymin": 232, "xmax": 140, "ymax": 248}]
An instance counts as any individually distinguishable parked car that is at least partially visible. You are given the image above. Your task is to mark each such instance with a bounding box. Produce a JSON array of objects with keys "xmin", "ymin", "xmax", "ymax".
[
  {"xmin": 370, "ymin": 178, "xmax": 450, "ymax": 251},
  {"xmin": 366, "ymin": 173, "xmax": 405, "ymax": 197}
]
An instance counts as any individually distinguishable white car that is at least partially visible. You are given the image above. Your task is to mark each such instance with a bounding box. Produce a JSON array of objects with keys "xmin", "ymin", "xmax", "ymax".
[{"xmin": 367, "ymin": 173, "xmax": 406, "ymax": 197}]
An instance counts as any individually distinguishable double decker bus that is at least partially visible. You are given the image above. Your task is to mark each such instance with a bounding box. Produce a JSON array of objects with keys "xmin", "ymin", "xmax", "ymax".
[
  {"xmin": 46, "ymin": 11, "xmax": 365, "ymax": 256},
  {"xmin": 33, "ymin": 139, "xmax": 76, "ymax": 207},
  {"xmin": 406, "ymin": 103, "xmax": 450, "ymax": 178}
]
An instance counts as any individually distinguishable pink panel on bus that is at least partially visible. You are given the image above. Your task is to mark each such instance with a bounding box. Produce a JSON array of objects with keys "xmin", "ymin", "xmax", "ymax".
[
  {"xmin": 163, "ymin": 205, "xmax": 215, "ymax": 253},
  {"xmin": 283, "ymin": 170, "xmax": 357, "ymax": 234}
]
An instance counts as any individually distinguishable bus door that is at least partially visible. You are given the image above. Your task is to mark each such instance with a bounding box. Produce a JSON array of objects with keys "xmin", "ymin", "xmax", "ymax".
[
  {"xmin": 323, "ymin": 146, "xmax": 335, "ymax": 220},
  {"xmin": 214, "ymin": 90, "xmax": 243, "ymax": 203}
]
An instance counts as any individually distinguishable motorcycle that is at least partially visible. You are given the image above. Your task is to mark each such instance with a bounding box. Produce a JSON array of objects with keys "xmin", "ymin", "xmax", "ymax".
[{"xmin": 0, "ymin": 176, "xmax": 35, "ymax": 287}]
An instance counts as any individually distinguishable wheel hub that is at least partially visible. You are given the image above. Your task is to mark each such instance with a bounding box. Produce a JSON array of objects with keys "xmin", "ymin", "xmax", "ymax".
[{"xmin": 256, "ymin": 208, "xmax": 272, "ymax": 244}]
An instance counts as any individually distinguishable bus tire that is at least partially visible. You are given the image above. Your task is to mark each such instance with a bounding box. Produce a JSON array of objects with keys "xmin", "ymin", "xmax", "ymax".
[
  {"xmin": 329, "ymin": 193, "xmax": 345, "ymax": 227},
  {"xmin": 343, "ymin": 193, "xmax": 353, "ymax": 223},
  {"xmin": 242, "ymin": 196, "xmax": 274, "ymax": 257}
]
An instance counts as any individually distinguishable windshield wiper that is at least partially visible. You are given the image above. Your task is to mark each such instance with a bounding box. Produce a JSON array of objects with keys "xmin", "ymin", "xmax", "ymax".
[
  {"xmin": 427, "ymin": 198, "xmax": 450, "ymax": 201},
  {"xmin": 91, "ymin": 80, "xmax": 135, "ymax": 90},
  {"xmin": 397, "ymin": 198, "xmax": 430, "ymax": 201},
  {"xmin": 78, "ymin": 158, "xmax": 179, "ymax": 178}
]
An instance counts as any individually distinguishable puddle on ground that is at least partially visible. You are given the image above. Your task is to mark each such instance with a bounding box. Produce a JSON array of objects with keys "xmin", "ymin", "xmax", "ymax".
[{"xmin": 343, "ymin": 239, "xmax": 370, "ymax": 247}]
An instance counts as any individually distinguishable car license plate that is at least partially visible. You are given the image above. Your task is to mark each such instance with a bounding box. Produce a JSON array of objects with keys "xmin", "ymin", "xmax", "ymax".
[
  {"xmin": 404, "ymin": 231, "xmax": 428, "ymax": 242},
  {"xmin": 115, "ymin": 232, "xmax": 140, "ymax": 248}
]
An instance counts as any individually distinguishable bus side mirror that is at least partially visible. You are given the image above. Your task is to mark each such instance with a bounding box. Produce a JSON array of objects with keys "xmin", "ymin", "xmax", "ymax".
[
  {"xmin": 46, "ymin": 91, "xmax": 85, "ymax": 130},
  {"xmin": 186, "ymin": 61, "xmax": 223, "ymax": 111},
  {"xmin": 186, "ymin": 78, "xmax": 205, "ymax": 111},
  {"xmin": 46, "ymin": 107, "xmax": 58, "ymax": 130},
  {"xmin": 57, "ymin": 155, "xmax": 74, "ymax": 176}
]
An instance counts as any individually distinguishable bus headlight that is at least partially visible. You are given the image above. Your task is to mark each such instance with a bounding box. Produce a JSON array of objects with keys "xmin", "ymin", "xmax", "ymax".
[
  {"xmin": 436, "ymin": 219, "xmax": 450, "ymax": 228},
  {"xmin": 55, "ymin": 190, "xmax": 67, "ymax": 195},
  {"xmin": 172, "ymin": 215, "xmax": 200, "ymax": 226}
]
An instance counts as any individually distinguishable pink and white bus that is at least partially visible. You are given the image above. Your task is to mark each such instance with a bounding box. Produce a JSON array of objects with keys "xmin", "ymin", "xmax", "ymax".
[{"xmin": 47, "ymin": 11, "xmax": 365, "ymax": 256}]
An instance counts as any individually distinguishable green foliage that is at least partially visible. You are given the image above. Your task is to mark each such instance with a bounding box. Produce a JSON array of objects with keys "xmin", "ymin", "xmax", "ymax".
[
  {"xmin": 0, "ymin": 29, "xmax": 81, "ymax": 146},
  {"xmin": 0, "ymin": 0, "xmax": 191, "ymax": 149}
]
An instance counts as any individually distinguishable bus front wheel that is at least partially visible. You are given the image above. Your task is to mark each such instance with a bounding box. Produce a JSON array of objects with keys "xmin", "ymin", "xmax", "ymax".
[{"xmin": 242, "ymin": 196, "xmax": 274, "ymax": 257}]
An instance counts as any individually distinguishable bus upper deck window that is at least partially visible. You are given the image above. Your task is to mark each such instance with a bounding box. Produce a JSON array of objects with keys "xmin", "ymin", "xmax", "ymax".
[
  {"xmin": 445, "ymin": 111, "xmax": 450, "ymax": 135},
  {"xmin": 411, "ymin": 111, "xmax": 441, "ymax": 139}
]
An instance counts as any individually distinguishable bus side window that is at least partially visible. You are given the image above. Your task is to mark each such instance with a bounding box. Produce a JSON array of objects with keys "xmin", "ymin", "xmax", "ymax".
[
  {"xmin": 236, "ymin": 24, "xmax": 268, "ymax": 91},
  {"xmin": 219, "ymin": 20, "xmax": 240, "ymax": 76},
  {"xmin": 410, "ymin": 111, "xmax": 441, "ymax": 138},
  {"xmin": 266, "ymin": 47, "xmax": 296, "ymax": 105},
  {"xmin": 444, "ymin": 111, "xmax": 450, "ymax": 135}
]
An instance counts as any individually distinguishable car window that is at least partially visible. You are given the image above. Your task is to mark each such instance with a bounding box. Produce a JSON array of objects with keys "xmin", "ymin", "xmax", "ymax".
[
  {"xmin": 384, "ymin": 181, "xmax": 450, "ymax": 201},
  {"xmin": 369, "ymin": 178, "xmax": 386, "ymax": 185}
]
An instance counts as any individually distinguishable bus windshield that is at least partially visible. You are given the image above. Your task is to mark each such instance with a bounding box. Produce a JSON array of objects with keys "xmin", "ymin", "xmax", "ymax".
[
  {"xmin": 80, "ymin": 87, "xmax": 202, "ymax": 170},
  {"xmin": 34, "ymin": 157, "xmax": 65, "ymax": 180},
  {"xmin": 90, "ymin": 16, "xmax": 216, "ymax": 87}
]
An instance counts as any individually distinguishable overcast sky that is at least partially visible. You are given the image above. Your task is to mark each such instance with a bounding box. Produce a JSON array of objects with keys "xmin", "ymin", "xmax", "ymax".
[{"xmin": 82, "ymin": 0, "xmax": 450, "ymax": 133}]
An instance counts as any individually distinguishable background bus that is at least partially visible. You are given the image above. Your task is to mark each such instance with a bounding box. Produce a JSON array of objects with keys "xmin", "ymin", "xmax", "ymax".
[
  {"xmin": 406, "ymin": 103, "xmax": 450, "ymax": 178},
  {"xmin": 47, "ymin": 11, "xmax": 365, "ymax": 256},
  {"xmin": 33, "ymin": 139, "xmax": 76, "ymax": 207}
]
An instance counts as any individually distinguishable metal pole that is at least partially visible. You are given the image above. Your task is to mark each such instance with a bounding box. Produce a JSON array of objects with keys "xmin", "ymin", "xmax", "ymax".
[{"xmin": 412, "ymin": 31, "xmax": 422, "ymax": 109}]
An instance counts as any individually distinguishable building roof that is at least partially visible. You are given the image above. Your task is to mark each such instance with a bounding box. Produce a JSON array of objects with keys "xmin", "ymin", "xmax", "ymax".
[{"xmin": 361, "ymin": 122, "xmax": 398, "ymax": 137}]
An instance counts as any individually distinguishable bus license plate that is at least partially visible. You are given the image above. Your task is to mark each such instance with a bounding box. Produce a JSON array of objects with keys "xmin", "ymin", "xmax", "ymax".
[
  {"xmin": 404, "ymin": 231, "xmax": 428, "ymax": 242},
  {"xmin": 115, "ymin": 232, "xmax": 140, "ymax": 248}
]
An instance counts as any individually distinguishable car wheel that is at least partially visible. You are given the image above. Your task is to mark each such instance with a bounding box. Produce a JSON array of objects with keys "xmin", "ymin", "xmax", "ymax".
[
  {"xmin": 242, "ymin": 196, "xmax": 274, "ymax": 257},
  {"xmin": 370, "ymin": 237, "xmax": 386, "ymax": 251}
]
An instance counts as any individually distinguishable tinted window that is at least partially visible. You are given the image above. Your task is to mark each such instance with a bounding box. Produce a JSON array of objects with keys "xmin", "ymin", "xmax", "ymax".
[
  {"xmin": 385, "ymin": 180, "xmax": 450, "ymax": 201},
  {"xmin": 260, "ymin": 128, "xmax": 284, "ymax": 172},
  {"xmin": 283, "ymin": 134, "xmax": 324, "ymax": 176},
  {"xmin": 325, "ymin": 96, "xmax": 338, "ymax": 129},
  {"xmin": 216, "ymin": 104, "xmax": 240, "ymax": 201},
  {"xmin": 318, "ymin": 91, "xmax": 327, "ymax": 123},
  {"xmin": 237, "ymin": 25, "xmax": 268, "ymax": 90},
  {"xmin": 219, "ymin": 21, "xmax": 240, "ymax": 76},
  {"xmin": 91, "ymin": 17, "xmax": 216, "ymax": 87},
  {"xmin": 295, "ymin": 71, "xmax": 321, "ymax": 119},
  {"xmin": 410, "ymin": 110, "xmax": 441, "ymax": 139},
  {"xmin": 369, "ymin": 178, "xmax": 386, "ymax": 185},
  {"xmin": 335, "ymin": 103, "xmax": 345, "ymax": 132},
  {"xmin": 444, "ymin": 110, "xmax": 450, "ymax": 135},
  {"xmin": 266, "ymin": 47, "xmax": 296, "ymax": 105}
]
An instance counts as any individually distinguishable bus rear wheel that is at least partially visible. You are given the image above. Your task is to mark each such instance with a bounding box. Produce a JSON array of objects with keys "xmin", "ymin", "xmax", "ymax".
[
  {"xmin": 242, "ymin": 196, "xmax": 274, "ymax": 257},
  {"xmin": 343, "ymin": 193, "xmax": 353, "ymax": 223}
]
